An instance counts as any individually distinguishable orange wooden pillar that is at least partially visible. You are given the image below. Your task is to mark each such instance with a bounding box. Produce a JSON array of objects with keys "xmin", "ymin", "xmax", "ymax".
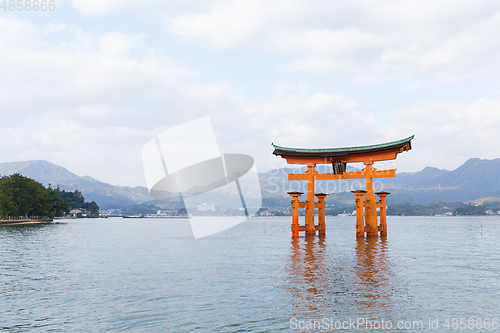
[
  {"xmin": 305, "ymin": 164, "xmax": 316, "ymax": 236},
  {"xmin": 288, "ymin": 191, "xmax": 303, "ymax": 237},
  {"xmin": 376, "ymin": 191, "xmax": 390, "ymax": 236},
  {"xmin": 364, "ymin": 162, "xmax": 378, "ymax": 236},
  {"xmin": 352, "ymin": 190, "xmax": 367, "ymax": 237},
  {"xmin": 315, "ymin": 193, "xmax": 328, "ymax": 236}
]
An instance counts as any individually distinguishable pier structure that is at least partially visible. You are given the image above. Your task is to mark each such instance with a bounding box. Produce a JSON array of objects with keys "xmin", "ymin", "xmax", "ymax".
[{"xmin": 272, "ymin": 136, "xmax": 413, "ymax": 237}]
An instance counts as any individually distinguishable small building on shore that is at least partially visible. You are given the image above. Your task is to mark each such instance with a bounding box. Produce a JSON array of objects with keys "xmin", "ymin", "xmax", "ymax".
[
  {"xmin": 197, "ymin": 203, "xmax": 216, "ymax": 212},
  {"xmin": 69, "ymin": 208, "xmax": 93, "ymax": 217}
]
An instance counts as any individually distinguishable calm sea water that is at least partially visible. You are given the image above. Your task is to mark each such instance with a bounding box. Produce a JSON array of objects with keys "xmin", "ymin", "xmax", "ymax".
[{"xmin": 1, "ymin": 216, "xmax": 500, "ymax": 332}]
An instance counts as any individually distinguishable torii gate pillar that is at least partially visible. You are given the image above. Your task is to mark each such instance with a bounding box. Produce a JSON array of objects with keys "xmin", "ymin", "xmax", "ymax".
[
  {"xmin": 353, "ymin": 190, "xmax": 367, "ymax": 237},
  {"xmin": 315, "ymin": 193, "xmax": 328, "ymax": 236},
  {"xmin": 364, "ymin": 162, "xmax": 379, "ymax": 236},
  {"xmin": 376, "ymin": 191, "xmax": 390, "ymax": 236},
  {"xmin": 305, "ymin": 164, "xmax": 316, "ymax": 236},
  {"xmin": 288, "ymin": 191, "xmax": 302, "ymax": 237}
]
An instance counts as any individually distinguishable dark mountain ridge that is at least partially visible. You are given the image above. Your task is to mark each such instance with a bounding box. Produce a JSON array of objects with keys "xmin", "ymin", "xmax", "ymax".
[
  {"xmin": 259, "ymin": 157, "xmax": 500, "ymax": 206},
  {"xmin": 2, "ymin": 157, "xmax": 500, "ymax": 209},
  {"xmin": 0, "ymin": 160, "xmax": 150, "ymax": 208}
]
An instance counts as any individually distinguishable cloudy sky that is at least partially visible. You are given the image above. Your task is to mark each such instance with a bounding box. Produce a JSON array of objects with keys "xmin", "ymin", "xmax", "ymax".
[{"xmin": 2, "ymin": 0, "xmax": 500, "ymax": 187}]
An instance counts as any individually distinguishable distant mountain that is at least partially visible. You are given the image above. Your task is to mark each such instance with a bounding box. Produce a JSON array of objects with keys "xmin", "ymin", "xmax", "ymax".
[
  {"xmin": 4, "ymin": 157, "xmax": 500, "ymax": 210},
  {"xmin": 387, "ymin": 166, "xmax": 449, "ymax": 187},
  {"xmin": 258, "ymin": 158, "xmax": 500, "ymax": 206},
  {"xmin": 0, "ymin": 160, "xmax": 150, "ymax": 208},
  {"xmin": 382, "ymin": 158, "xmax": 500, "ymax": 204},
  {"xmin": 0, "ymin": 160, "xmax": 81, "ymax": 185}
]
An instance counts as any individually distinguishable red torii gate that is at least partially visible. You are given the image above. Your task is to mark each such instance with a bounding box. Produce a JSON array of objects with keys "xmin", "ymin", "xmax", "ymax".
[{"xmin": 272, "ymin": 136, "xmax": 413, "ymax": 237}]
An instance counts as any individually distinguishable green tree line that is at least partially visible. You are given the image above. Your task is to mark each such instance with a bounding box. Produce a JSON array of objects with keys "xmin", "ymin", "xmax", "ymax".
[
  {"xmin": 55, "ymin": 188, "xmax": 99, "ymax": 216},
  {"xmin": 0, "ymin": 173, "xmax": 68, "ymax": 218},
  {"xmin": 0, "ymin": 173, "xmax": 100, "ymax": 219}
]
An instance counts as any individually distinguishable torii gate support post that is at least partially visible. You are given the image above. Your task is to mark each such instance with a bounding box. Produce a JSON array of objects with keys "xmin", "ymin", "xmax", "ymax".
[
  {"xmin": 376, "ymin": 192, "xmax": 390, "ymax": 236},
  {"xmin": 364, "ymin": 162, "xmax": 379, "ymax": 236},
  {"xmin": 288, "ymin": 191, "xmax": 303, "ymax": 238},
  {"xmin": 353, "ymin": 190, "xmax": 367, "ymax": 237},
  {"xmin": 315, "ymin": 193, "xmax": 328, "ymax": 236},
  {"xmin": 305, "ymin": 164, "xmax": 316, "ymax": 236}
]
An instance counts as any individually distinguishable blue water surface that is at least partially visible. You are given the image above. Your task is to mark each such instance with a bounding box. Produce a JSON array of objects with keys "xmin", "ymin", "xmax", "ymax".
[{"xmin": 1, "ymin": 216, "xmax": 499, "ymax": 332}]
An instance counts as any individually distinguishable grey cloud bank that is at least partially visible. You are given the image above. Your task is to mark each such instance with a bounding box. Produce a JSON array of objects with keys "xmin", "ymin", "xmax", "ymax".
[{"xmin": 1, "ymin": 1, "xmax": 500, "ymax": 186}]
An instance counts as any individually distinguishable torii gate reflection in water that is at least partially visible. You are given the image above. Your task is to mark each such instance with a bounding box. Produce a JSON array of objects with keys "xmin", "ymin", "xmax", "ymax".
[{"xmin": 272, "ymin": 136, "xmax": 413, "ymax": 237}]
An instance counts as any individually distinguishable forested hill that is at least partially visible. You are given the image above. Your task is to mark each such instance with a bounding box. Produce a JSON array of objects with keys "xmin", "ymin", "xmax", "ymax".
[
  {"xmin": 0, "ymin": 173, "xmax": 98, "ymax": 218},
  {"xmin": 55, "ymin": 188, "xmax": 99, "ymax": 217},
  {"xmin": 0, "ymin": 174, "xmax": 68, "ymax": 218}
]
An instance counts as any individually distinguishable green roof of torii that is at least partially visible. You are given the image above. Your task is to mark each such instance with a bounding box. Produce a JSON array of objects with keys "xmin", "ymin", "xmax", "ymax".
[{"xmin": 272, "ymin": 135, "xmax": 414, "ymax": 158}]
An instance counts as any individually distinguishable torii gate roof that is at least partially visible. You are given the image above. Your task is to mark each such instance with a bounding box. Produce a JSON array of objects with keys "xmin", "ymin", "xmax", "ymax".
[{"xmin": 272, "ymin": 135, "xmax": 413, "ymax": 160}]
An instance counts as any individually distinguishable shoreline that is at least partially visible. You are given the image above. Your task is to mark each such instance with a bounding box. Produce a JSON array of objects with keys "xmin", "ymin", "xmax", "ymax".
[{"xmin": 0, "ymin": 218, "xmax": 53, "ymax": 226}]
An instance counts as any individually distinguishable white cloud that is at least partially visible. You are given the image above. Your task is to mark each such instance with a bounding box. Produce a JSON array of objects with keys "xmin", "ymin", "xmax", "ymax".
[
  {"xmin": 43, "ymin": 21, "xmax": 67, "ymax": 34},
  {"xmin": 275, "ymin": 28, "xmax": 395, "ymax": 57},
  {"xmin": 384, "ymin": 98, "xmax": 500, "ymax": 172},
  {"xmin": 211, "ymin": 83, "xmax": 382, "ymax": 174},
  {"xmin": 71, "ymin": 0, "xmax": 130, "ymax": 16},
  {"xmin": 68, "ymin": 1, "xmax": 500, "ymax": 83},
  {"xmin": 0, "ymin": 119, "xmax": 156, "ymax": 186},
  {"xmin": 71, "ymin": 0, "xmax": 212, "ymax": 17},
  {"xmin": 162, "ymin": 0, "xmax": 500, "ymax": 83},
  {"xmin": 4, "ymin": 1, "xmax": 500, "ymax": 187},
  {"xmin": 99, "ymin": 32, "xmax": 145, "ymax": 58},
  {"xmin": 169, "ymin": 0, "xmax": 303, "ymax": 48},
  {"xmin": 0, "ymin": 17, "xmax": 237, "ymax": 185},
  {"xmin": 0, "ymin": 18, "xmax": 226, "ymax": 126}
]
